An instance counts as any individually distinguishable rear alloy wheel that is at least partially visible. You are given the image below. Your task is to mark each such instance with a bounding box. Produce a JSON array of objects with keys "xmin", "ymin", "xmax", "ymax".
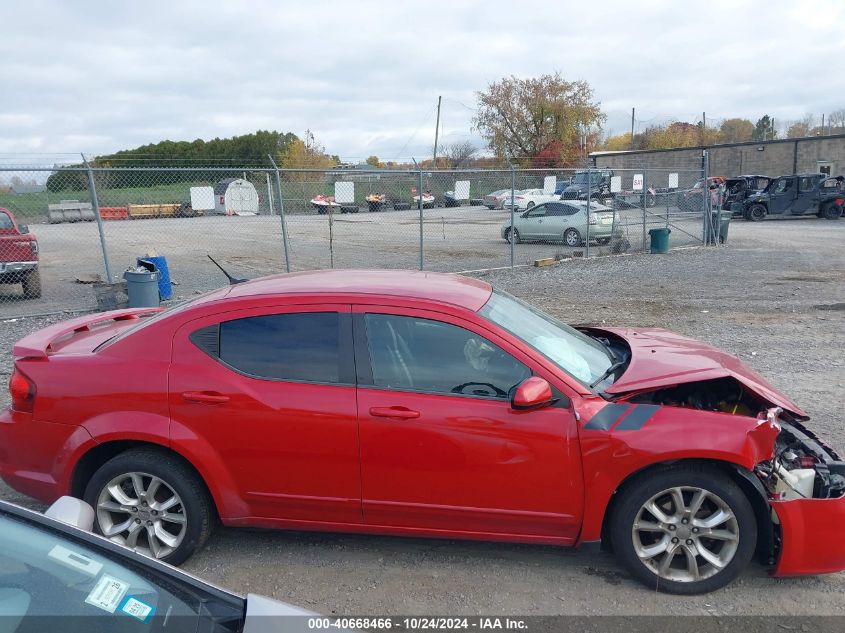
[
  {"xmin": 821, "ymin": 202, "xmax": 843, "ymax": 220},
  {"xmin": 563, "ymin": 228, "xmax": 581, "ymax": 247},
  {"xmin": 84, "ymin": 448, "xmax": 213, "ymax": 565},
  {"xmin": 611, "ymin": 466, "xmax": 756, "ymax": 594},
  {"xmin": 747, "ymin": 204, "xmax": 766, "ymax": 222},
  {"xmin": 505, "ymin": 227, "xmax": 520, "ymax": 244}
]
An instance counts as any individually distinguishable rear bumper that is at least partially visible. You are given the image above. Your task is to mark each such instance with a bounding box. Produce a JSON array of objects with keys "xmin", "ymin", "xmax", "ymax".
[
  {"xmin": 771, "ymin": 495, "xmax": 845, "ymax": 576},
  {"xmin": 0, "ymin": 261, "xmax": 37, "ymax": 280}
]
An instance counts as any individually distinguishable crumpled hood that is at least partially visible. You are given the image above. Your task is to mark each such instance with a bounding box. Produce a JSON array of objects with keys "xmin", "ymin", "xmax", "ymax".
[{"xmin": 590, "ymin": 326, "xmax": 806, "ymax": 417}]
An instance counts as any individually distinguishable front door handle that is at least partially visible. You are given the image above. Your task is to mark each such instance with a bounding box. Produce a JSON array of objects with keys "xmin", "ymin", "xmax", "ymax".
[
  {"xmin": 369, "ymin": 406, "xmax": 420, "ymax": 420},
  {"xmin": 182, "ymin": 391, "xmax": 230, "ymax": 404}
]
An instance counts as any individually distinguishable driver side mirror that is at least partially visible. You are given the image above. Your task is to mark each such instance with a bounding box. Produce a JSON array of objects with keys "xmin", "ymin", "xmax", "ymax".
[
  {"xmin": 19, "ymin": 224, "xmax": 29, "ymax": 234},
  {"xmin": 511, "ymin": 377, "xmax": 554, "ymax": 411}
]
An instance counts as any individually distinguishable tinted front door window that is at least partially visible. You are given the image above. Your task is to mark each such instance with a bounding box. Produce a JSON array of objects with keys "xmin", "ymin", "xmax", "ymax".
[
  {"xmin": 364, "ymin": 314, "xmax": 530, "ymax": 399},
  {"xmin": 219, "ymin": 313, "xmax": 340, "ymax": 383}
]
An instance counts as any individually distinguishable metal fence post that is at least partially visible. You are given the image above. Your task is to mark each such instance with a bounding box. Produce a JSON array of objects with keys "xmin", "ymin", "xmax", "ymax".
[
  {"xmin": 585, "ymin": 166, "xmax": 591, "ymax": 257},
  {"xmin": 267, "ymin": 156, "xmax": 291, "ymax": 272},
  {"xmin": 412, "ymin": 159, "xmax": 424, "ymax": 270},
  {"xmin": 641, "ymin": 169, "xmax": 647, "ymax": 252},
  {"xmin": 81, "ymin": 154, "xmax": 113, "ymax": 283},
  {"xmin": 510, "ymin": 164, "xmax": 516, "ymax": 268},
  {"xmin": 701, "ymin": 150, "xmax": 710, "ymax": 244}
]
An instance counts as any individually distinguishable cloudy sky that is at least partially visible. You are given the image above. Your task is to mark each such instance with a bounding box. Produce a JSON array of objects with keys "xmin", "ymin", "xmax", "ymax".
[{"xmin": 1, "ymin": 0, "xmax": 843, "ymax": 164}]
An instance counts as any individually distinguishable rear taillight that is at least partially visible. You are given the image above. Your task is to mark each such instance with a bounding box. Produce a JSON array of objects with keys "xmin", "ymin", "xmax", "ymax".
[
  {"xmin": 30, "ymin": 240, "xmax": 38, "ymax": 255},
  {"xmin": 9, "ymin": 367, "xmax": 35, "ymax": 413}
]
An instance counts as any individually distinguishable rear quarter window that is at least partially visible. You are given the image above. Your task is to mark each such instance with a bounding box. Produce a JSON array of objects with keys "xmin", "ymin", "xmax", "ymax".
[{"xmin": 218, "ymin": 312, "xmax": 341, "ymax": 384}]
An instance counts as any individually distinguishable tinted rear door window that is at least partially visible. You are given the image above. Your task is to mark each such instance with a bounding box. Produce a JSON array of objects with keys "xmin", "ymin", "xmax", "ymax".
[{"xmin": 220, "ymin": 312, "xmax": 340, "ymax": 383}]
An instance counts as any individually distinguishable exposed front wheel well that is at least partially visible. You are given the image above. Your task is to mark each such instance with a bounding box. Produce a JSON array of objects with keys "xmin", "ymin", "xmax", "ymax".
[
  {"xmin": 70, "ymin": 441, "xmax": 219, "ymax": 521},
  {"xmin": 599, "ymin": 458, "xmax": 773, "ymax": 565}
]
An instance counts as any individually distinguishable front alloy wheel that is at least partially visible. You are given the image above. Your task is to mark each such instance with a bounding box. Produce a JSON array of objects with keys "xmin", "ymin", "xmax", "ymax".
[
  {"xmin": 632, "ymin": 486, "xmax": 739, "ymax": 583},
  {"xmin": 611, "ymin": 466, "xmax": 755, "ymax": 594}
]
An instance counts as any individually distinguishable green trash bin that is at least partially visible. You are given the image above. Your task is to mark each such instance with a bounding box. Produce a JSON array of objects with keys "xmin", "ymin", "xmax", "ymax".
[{"xmin": 648, "ymin": 227, "xmax": 671, "ymax": 254}]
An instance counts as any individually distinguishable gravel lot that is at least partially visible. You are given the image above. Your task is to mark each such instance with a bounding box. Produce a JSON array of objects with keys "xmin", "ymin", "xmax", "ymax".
[{"xmin": 1, "ymin": 216, "xmax": 843, "ymax": 616}]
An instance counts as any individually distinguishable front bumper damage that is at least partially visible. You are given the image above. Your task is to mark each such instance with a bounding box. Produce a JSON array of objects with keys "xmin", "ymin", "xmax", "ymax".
[{"xmin": 754, "ymin": 409, "xmax": 845, "ymax": 576}]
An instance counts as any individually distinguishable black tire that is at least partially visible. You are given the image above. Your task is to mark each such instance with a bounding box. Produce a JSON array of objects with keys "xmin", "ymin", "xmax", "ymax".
[
  {"xmin": 610, "ymin": 465, "xmax": 756, "ymax": 594},
  {"xmin": 747, "ymin": 204, "xmax": 766, "ymax": 222},
  {"xmin": 21, "ymin": 270, "xmax": 41, "ymax": 299},
  {"xmin": 563, "ymin": 227, "xmax": 581, "ymax": 247},
  {"xmin": 821, "ymin": 202, "xmax": 843, "ymax": 220},
  {"xmin": 84, "ymin": 448, "xmax": 214, "ymax": 566},
  {"xmin": 504, "ymin": 227, "xmax": 520, "ymax": 244}
]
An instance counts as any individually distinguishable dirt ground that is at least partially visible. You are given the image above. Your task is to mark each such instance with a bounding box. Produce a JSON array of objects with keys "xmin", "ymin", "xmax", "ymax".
[{"xmin": 1, "ymin": 215, "xmax": 844, "ymax": 616}]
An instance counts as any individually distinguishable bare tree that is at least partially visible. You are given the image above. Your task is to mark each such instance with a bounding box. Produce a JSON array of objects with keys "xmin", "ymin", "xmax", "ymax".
[
  {"xmin": 442, "ymin": 141, "xmax": 478, "ymax": 169},
  {"xmin": 786, "ymin": 114, "xmax": 814, "ymax": 138}
]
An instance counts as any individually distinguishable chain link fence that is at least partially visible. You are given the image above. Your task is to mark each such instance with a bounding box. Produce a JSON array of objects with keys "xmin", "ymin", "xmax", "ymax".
[{"xmin": 0, "ymin": 161, "xmax": 719, "ymax": 318}]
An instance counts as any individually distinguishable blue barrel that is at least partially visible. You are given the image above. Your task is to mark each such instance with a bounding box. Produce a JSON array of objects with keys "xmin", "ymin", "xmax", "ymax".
[{"xmin": 137, "ymin": 256, "xmax": 172, "ymax": 300}]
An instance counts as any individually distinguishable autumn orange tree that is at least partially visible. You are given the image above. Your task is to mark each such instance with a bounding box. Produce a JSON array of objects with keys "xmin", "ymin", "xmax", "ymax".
[
  {"xmin": 474, "ymin": 73, "xmax": 605, "ymax": 166},
  {"xmin": 279, "ymin": 130, "xmax": 335, "ymax": 182}
]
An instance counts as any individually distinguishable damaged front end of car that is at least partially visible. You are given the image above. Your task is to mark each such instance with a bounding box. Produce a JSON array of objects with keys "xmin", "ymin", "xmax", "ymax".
[
  {"xmin": 579, "ymin": 326, "xmax": 845, "ymax": 576},
  {"xmin": 620, "ymin": 377, "xmax": 845, "ymax": 575}
]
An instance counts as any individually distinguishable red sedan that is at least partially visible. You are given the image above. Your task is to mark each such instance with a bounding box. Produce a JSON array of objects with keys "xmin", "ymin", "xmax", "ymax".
[{"xmin": 2, "ymin": 270, "xmax": 843, "ymax": 594}]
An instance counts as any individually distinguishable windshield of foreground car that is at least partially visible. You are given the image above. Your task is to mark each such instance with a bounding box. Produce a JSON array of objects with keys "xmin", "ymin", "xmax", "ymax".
[
  {"xmin": 0, "ymin": 511, "xmax": 244, "ymax": 632},
  {"xmin": 478, "ymin": 290, "xmax": 616, "ymax": 387}
]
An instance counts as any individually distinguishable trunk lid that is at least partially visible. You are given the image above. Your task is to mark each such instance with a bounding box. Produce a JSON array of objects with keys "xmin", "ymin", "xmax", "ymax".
[{"xmin": 588, "ymin": 326, "xmax": 806, "ymax": 417}]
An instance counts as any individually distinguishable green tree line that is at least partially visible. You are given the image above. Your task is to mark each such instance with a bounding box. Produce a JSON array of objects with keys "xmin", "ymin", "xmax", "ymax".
[{"xmin": 47, "ymin": 130, "xmax": 298, "ymax": 191}]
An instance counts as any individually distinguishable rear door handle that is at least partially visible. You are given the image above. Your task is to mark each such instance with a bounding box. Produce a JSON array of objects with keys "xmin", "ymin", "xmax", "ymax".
[
  {"xmin": 182, "ymin": 391, "xmax": 230, "ymax": 404},
  {"xmin": 369, "ymin": 406, "xmax": 420, "ymax": 420}
]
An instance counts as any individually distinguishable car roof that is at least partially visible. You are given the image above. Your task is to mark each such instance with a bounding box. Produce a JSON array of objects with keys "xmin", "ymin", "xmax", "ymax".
[{"xmin": 215, "ymin": 269, "xmax": 494, "ymax": 311}]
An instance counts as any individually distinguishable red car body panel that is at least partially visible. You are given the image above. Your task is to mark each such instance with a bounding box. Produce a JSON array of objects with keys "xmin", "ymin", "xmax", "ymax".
[
  {"xmin": 0, "ymin": 269, "xmax": 840, "ymax": 579},
  {"xmin": 576, "ymin": 400, "xmax": 780, "ymax": 544},
  {"xmin": 771, "ymin": 496, "xmax": 845, "ymax": 576}
]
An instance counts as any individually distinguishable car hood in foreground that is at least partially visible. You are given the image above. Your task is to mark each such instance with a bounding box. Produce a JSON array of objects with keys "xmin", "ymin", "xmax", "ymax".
[{"xmin": 586, "ymin": 326, "xmax": 806, "ymax": 417}]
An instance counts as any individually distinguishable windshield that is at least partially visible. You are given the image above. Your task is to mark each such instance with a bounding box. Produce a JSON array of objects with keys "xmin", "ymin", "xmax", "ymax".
[
  {"xmin": 572, "ymin": 172, "xmax": 602, "ymax": 186},
  {"xmin": 0, "ymin": 510, "xmax": 244, "ymax": 632},
  {"xmin": 479, "ymin": 290, "xmax": 615, "ymax": 386}
]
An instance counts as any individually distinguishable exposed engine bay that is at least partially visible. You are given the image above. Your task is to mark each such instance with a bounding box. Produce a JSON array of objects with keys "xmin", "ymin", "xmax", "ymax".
[
  {"xmin": 627, "ymin": 377, "xmax": 845, "ymax": 501},
  {"xmin": 627, "ymin": 376, "xmax": 761, "ymax": 417},
  {"xmin": 756, "ymin": 419, "xmax": 845, "ymax": 501}
]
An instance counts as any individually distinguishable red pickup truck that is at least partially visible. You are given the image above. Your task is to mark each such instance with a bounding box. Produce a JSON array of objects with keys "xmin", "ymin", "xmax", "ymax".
[{"xmin": 0, "ymin": 208, "xmax": 40, "ymax": 299}]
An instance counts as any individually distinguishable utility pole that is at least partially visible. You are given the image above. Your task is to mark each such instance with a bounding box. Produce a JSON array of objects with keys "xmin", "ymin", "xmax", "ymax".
[
  {"xmin": 702, "ymin": 112, "xmax": 706, "ymax": 144},
  {"xmin": 821, "ymin": 113, "xmax": 825, "ymax": 135},
  {"xmin": 630, "ymin": 107, "xmax": 635, "ymax": 150},
  {"xmin": 432, "ymin": 96, "xmax": 442, "ymax": 168}
]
